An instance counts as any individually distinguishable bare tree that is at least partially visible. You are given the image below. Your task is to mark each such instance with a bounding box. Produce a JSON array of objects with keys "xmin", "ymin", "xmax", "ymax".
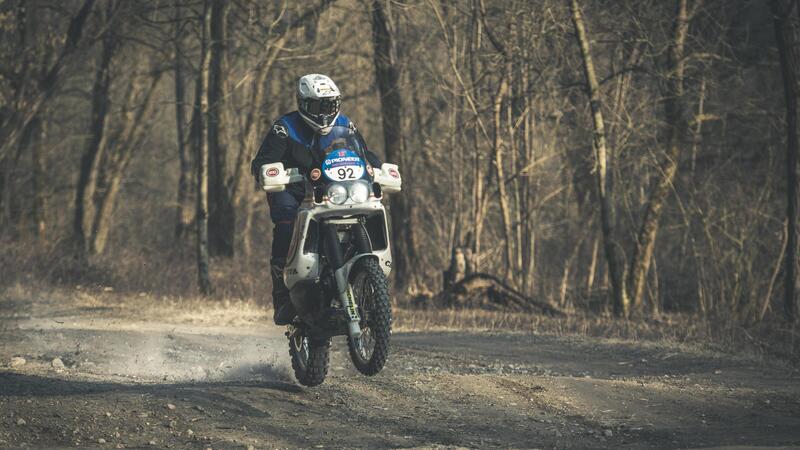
[
  {"xmin": 492, "ymin": 73, "xmax": 516, "ymax": 284},
  {"xmin": 1, "ymin": 0, "xmax": 94, "ymax": 232},
  {"xmin": 73, "ymin": 3, "xmax": 117, "ymax": 256},
  {"xmin": 30, "ymin": 116, "xmax": 46, "ymax": 238},
  {"xmin": 568, "ymin": 0, "xmax": 630, "ymax": 317},
  {"xmin": 173, "ymin": 0, "xmax": 193, "ymax": 240},
  {"xmin": 0, "ymin": 0, "xmax": 95, "ymax": 163},
  {"xmin": 627, "ymin": 0, "xmax": 692, "ymax": 315},
  {"xmin": 196, "ymin": 0, "xmax": 212, "ymax": 295},
  {"xmin": 90, "ymin": 69, "xmax": 163, "ymax": 255},
  {"xmin": 371, "ymin": 0, "xmax": 417, "ymax": 291},
  {"xmin": 772, "ymin": 0, "xmax": 800, "ymax": 322},
  {"xmin": 205, "ymin": 0, "xmax": 236, "ymax": 257}
]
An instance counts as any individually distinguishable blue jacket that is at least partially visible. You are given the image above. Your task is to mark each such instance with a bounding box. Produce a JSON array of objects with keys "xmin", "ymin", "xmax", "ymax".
[{"xmin": 250, "ymin": 112, "xmax": 381, "ymax": 176}]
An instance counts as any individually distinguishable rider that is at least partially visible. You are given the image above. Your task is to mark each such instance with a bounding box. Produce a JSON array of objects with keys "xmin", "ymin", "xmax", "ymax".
[{"xmin": 251, "ymin": 74, "xmax": 382, "ymax": 325}]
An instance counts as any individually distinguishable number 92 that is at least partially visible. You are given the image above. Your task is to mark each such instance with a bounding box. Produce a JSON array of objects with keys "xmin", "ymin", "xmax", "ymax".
[{"xmin": 337, "ymin": 167, "xmax": 355, "ymax": 179}]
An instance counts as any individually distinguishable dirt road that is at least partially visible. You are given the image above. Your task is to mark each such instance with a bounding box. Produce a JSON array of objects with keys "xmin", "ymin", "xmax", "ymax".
[{"xmin": 1, "ymin": 290, "xmax": 799, "ymax": 449}]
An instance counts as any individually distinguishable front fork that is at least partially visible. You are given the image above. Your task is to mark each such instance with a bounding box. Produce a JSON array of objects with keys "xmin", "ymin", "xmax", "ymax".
[{"xmin": 323, "ymin": 222, "xmax": 366, "ymax": 339}]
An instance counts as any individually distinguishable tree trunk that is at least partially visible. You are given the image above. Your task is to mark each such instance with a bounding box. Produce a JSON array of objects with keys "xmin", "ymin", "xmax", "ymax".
[
  {"xmin": 521, "ymin": 40, "xmax": 536, "ymax": 296},
  {"xmin": 371, "ymin": 0, "xmax": 416, "ymax": 291},
  {"xmin": 242, "ymin": 195, "xmax": 260, "ymax": 259},
  {"xmin": 569, "ymin": 0, "xmax": 630, "ymax": 317},
  {"xmin": 174, "ymin": 0, "xmax": 193, "ymax": 240},
  {"xmin": 91, "ymin": 167, "xmax": 124, "ymax": 255},
  {"xmin": 196, "ymin": 0, "xmax": 212, "ymax": 295},
  {"xmin": 506, "ymin": 63, "xmax": 525, "ymax": 289},
  {"xmin": 90, "ymin": 73, "xmax": 162, "ymax": 255},
  {"xmin": 31, "ymin": 116, "xmax": 46, "ymax": 238},
  {"xmin": 73, "ymin": 24, "xmax": 115, "ymax": 255},
  {"xmin": 492, "ymin": 74, "xmax": 515, "ymax": 284},
  {"xmin": 206, "ymin": 0, "xmax": 234, "ymax": 257},
  {"xmin": 1, "ymin": 114, "xmax": 40, "ymax": 231},
  {"xmin": 773, "ymin": 0, "xmax": 800, "ymax": 322},
  {"xmin": 443, "ymin": 246, "xmax": 471, "ymax": 291},
  {"xmin": 690, "ymin": 77, "xmax": 706, "ymax": 175},
  {"xmin": 627, "ymin": 0, "xmax": 690, "ymax": 314},
  {"xmin": 469, "ymin": 2, "xmax": 485, "ymax": 265},
  {"xmin": 586, "ymin": 234, "xmax": 599, "ymax": 295}
]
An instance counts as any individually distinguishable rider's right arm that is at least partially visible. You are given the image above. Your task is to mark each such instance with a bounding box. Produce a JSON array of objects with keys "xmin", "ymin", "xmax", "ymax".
[{"xmin": 250, "ymin": 123, "xmax": 288, "ymax": 177}]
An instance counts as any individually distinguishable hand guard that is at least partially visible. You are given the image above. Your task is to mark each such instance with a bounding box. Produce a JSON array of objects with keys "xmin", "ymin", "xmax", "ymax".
[
  {"xmin": 372, "ymin": 163, "xmax": 402, "ymax": 194},
  {"xmin": 257, "ymin": 163, "xmax": 304, "ymax": 192},
  {"xmin": 258, "ymin": 163, "xmax": 290, "ymax": 193}
]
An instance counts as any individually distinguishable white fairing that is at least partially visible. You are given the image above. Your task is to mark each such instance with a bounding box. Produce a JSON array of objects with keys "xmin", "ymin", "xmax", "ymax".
[
  {"xmin": 284, "ymin": 198, "xmax": 393, "ymax": 290},
  {"xmin": 257, "ymin": 162, "xmax": 400, "ymax": 290}
]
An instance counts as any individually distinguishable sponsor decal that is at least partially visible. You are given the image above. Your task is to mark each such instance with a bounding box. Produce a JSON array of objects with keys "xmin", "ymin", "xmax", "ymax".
[
  {"xmin": 310, "ymin": 168, "xmax": 322, "ymax": 180},
  {"xmin": 346, "ymin": 288, "xmax": 359, "ymax": 320},
  {"xmin": 322, "ymin": 149, "xmax": 365, "ymax": 181},
  {"xmin": 266, "ymin": 167, "xmax": 279, "ymax": 177},
  {"xmin": 316, "ymin": 83, "xmax": 335, "ymax": 95},
  {"xmin": 272, "ymin": 123, "xmax": 288, "ymax": 138},
  {"xmin": 388, "ymin": 168, "xmax": 400, "ymax": 179},
  {"xmin": 366, "ymin": 164, "xmax": 374, "ymax": 177}
]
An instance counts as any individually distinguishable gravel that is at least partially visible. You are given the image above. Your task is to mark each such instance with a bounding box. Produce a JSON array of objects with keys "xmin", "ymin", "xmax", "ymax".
[{"xmin": 9, "ymin": 357, "xmax": 26, "ymax": 368}]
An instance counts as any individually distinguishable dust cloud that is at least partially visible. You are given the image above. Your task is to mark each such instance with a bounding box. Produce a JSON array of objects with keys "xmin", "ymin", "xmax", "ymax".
[
  {"xmin": 106, "ymin": 330, "xmax": 293, "ymax": 383},
  {"xmin": 16, "ymin": 318, "xmax": 294, "ymax": 384}
]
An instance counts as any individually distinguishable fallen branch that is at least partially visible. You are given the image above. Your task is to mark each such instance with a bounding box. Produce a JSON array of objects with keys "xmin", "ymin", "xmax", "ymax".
[{"xmin": 436, "ymin": 272, "xmax": 565, "ymax": 316}]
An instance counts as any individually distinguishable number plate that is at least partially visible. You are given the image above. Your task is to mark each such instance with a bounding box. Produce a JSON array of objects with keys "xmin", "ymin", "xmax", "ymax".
[{"xmin": 322, "ymin": 149, "xmax": 365, "ymax": 181}]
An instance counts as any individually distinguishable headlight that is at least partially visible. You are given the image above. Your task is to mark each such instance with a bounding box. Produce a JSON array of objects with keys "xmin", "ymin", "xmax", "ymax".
[
  {"xmin": 349, "ymin": 181, "xmax": 370, "ymax": 203},
  {"xmin": 327, "ymin": 183, "xmax": 348, "ymax": 204}
]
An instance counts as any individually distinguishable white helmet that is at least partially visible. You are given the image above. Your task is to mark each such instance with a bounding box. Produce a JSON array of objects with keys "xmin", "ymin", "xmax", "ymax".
[{"xmin": 297, "ymin": 74, "xmax": 341, "ymax": 135}]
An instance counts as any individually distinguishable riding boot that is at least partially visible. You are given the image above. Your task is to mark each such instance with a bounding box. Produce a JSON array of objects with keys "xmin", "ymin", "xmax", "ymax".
[{"xmin": 271, "ymin": 257, "xmax": 296, "ymax": 325}]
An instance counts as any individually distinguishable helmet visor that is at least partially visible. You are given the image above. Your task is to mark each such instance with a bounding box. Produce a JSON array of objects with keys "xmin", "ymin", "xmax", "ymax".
[{"xmin": 304, "ymin": 97, "xmax": 340, "ymax": 117}]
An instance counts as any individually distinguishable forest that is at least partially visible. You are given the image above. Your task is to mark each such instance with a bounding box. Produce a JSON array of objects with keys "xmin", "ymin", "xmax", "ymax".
[{"xmin": 1, "ymin": 0, "xmax": 799, "ymax": 358}]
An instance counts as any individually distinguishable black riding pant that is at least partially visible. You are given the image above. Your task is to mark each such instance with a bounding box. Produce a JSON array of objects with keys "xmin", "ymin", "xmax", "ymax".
[{"xmin": 266, "ymin": 184, "xmax": 305, "ymax": 302}]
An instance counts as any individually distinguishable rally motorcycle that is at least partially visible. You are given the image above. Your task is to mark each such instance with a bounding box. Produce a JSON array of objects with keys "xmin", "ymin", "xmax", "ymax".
[{"xmin": 259, "ymin": 125, "xmax": 401, "ymax": 386}]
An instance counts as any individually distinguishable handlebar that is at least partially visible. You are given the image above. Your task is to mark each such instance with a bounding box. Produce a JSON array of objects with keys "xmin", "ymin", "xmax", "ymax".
[{"xmin": 259, "ymin": 162, "xmax": 401, "ymax": 194}]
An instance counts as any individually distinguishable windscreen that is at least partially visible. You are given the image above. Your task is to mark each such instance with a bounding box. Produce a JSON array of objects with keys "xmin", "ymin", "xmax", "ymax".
[{"xmin": 314, "ymin": 125, "xmax": 372, "ymax": 184}]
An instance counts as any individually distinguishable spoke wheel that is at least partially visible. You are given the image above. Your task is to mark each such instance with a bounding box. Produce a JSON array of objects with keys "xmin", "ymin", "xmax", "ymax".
[{"xmin": 347, "ymin": 258, "xmax": 392, "ymax": 376}]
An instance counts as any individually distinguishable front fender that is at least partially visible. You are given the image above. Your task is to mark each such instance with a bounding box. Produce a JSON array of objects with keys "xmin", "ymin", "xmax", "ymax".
[{"xmin": 333, "ymin": 253, "xmax": 380, "ymax": 295}]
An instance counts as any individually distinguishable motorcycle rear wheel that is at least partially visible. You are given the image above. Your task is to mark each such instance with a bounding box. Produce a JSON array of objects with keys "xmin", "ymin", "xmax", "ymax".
[
  {"xmin": 347, "ymin": 257, "xmax": 392, "ymax": 375},
  {"xmin": 289, "ymin": 332, "xmax": 330, "ymax": 387}
]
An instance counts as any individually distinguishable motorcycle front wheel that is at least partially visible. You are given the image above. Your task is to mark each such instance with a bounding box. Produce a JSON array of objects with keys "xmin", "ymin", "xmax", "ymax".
[
  {"xmin": 289, "ymin": 331, "xmax": 330, "ymax": 387},
  {"xmin": 347, "ymin": 257, "xmax": 392, "ymax": 375}
]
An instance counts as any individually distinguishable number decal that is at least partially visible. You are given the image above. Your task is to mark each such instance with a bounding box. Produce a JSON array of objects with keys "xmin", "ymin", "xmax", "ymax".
[
  {"xmin": 321, "ymin": 149, "xmax": 365, "ymax": 181},
  {"xmin": 332, "ymin": 167, "xmax": 356, "ymax": 180},
  {"xmin": 336, "ymin": 168, "xmax": 355, "ymax": 180}
]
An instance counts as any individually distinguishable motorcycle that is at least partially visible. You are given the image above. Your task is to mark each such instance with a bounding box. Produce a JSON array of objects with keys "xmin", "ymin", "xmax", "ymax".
[{"xmin": 259, "ymin": 125, "xmax": 401, "ymax": 386}]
